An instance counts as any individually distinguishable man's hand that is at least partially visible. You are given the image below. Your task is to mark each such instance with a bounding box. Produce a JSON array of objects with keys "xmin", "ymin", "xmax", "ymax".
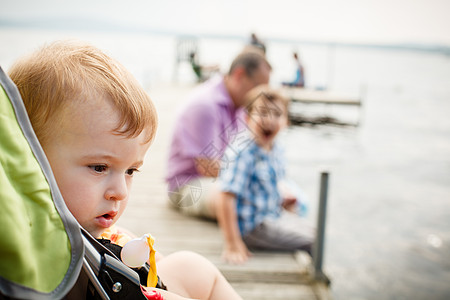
[{"xmin": 194, "ymin": 158, "xmax": 220, "ymax": 177}]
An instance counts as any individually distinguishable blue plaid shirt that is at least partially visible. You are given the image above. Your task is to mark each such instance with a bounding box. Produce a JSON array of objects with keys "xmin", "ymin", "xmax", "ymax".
[{"xmin": 219, "ymin": 139, "xmax": 286, "ymax": 235}]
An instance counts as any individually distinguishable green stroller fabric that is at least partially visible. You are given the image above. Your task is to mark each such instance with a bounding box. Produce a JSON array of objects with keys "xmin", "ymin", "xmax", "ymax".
[{"xmin": 0, "ymin": 67, "xmax": 83, "ymax": 299}]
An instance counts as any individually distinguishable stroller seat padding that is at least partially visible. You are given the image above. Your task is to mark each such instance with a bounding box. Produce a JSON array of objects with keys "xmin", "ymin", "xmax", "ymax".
[{"xmin": 0, "ymin": 67, "xmax": 83, "ymax": 298}]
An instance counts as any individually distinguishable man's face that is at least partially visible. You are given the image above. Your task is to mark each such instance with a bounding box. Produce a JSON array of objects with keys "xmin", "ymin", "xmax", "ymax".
[
  {"xmin": 43, "ymin": 96, "xmax": 150, "ymax": 237},
  {"xmin": 238, "ymin": 63, "xmax": 271, "ymax": 107},
  {"xmin": 250, "ymin": 63, "xmax": 271, "ymax": 88}
]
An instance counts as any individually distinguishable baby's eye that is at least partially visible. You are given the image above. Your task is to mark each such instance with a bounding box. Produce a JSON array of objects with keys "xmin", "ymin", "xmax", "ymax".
[
  {"xmin": 89, "ymin": 165, "xmax": 107, "ymax": 173},
  {"xmin": 126, "ymin": 168, "xmax": 139, "ymax": 176}
]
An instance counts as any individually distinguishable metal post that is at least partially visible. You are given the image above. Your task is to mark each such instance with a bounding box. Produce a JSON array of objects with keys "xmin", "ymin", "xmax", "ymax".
[{"xmin": 313, "ymin": 171, "xmax": 331, "ymax": 284}]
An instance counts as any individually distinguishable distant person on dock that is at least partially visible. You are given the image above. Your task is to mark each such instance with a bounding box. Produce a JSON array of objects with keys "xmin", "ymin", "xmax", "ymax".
[
  {"xmin": 282, "ymin": 51, "xmax": 305, "ymax": 88},
  {"xmin": 189, "ymin": 51, "xmax": 220, "ymax": 82},
  {"xmin": 249, "ymin": 32, "xmax": 266, "ymax": 54},
  {"xmin": 216, "ymin": 85, "xmax": 315, "ymax": 264},
  {"xmin": 166, "ymin": 49, "xmax": 272, "ymax": 220}
]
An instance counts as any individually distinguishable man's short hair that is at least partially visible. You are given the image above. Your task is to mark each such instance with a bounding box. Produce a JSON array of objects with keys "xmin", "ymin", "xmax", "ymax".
[{"xmin": 228, "ymin": 47, "xmax": 271, "ymax": 78}]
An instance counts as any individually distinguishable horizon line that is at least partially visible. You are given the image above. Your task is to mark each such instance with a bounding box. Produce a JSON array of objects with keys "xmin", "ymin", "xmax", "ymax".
[{"xmin": 1, "ymin": 17, "xmax": 449, "ymax": 56}]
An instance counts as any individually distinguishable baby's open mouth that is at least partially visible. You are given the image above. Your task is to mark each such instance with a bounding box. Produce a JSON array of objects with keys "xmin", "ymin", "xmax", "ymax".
[
  {"xmin": 102, "ymin": 214, "xmax": 113, "ymax": 219},
  {"xmin": 96, "ymin": 211, "xmax": 118, "ymax": 228},
  {"xmin": 100, "ymin": 211, "xmax": 117, "ymax": 220}
]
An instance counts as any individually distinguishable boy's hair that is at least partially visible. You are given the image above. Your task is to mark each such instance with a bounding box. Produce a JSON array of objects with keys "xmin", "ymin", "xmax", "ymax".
[
  {"xmin": 228, "ymin": 48, "xmax": 271, "ymax": 78},
  {"xmin": 245, "ymin": 84, "xmax": 289, "ymax": 115},
  {"xmin": 8, "ymin": 40, "xmax": 157, "ymax": 146}
]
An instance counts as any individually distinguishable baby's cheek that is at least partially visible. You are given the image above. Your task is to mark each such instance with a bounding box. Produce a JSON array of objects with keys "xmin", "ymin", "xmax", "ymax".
[{"xmin": 117, "ymin": 200, "xmax": 129, "ymax": 218}]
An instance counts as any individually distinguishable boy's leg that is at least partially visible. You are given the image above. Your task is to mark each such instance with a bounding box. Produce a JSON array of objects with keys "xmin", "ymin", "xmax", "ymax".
[
  {"xmin": 156, "ymin": 251, "xmax": 242, "ymax": 300},
  {"xmin": 242, "ymin": 211, "xmax": 315, "ymax": 255},
  {"xmin": 168, "ymin": 177, "xmax": 219, "ymax": 220}
]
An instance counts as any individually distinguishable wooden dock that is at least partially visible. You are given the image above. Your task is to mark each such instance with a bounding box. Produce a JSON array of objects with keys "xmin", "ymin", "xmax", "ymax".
[
  {"xmin": 117, "ymin": 84, "xmax": 332, "ymax": 300},
  {"xmin": 281, "ymin": 87, "xmax": 363, "ymax": 127},
  {"xmin": 281, "ymin": 87, "xmax": 361, "ymax": 106}
]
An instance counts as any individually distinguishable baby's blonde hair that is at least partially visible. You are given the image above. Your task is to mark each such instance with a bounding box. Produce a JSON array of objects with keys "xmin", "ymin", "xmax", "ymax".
[{"xmin": 9, "ymin": 40, "xmax": 157, "ymax": 146}]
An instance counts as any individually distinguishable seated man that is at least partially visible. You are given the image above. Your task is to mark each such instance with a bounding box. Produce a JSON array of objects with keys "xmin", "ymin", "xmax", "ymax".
[{"xmin": 166, "ymin": 48, "xmax": 272, "ymax": 220}]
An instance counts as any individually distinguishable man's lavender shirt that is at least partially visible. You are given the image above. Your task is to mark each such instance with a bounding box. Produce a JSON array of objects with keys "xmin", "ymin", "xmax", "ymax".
[{"xmin": 166, "ymin": 76, "xmax": 246, "ymax": 192}]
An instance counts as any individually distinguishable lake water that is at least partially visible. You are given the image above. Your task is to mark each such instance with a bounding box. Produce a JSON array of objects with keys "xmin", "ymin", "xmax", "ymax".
[{"xmin": 1, "ymin": 27, "xmax": 449, "ymax": 300}]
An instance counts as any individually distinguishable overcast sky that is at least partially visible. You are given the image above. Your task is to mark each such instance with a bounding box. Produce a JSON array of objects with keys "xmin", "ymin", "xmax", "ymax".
[{"xmin": 1, "ymin": 0, "xmax": 449, "ymax": 45}]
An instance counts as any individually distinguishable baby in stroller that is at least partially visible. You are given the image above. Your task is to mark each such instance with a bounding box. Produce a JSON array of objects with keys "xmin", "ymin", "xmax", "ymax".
[{"xmin": 8, "ymin": 40, "xmax": 242, "ymax": 300}]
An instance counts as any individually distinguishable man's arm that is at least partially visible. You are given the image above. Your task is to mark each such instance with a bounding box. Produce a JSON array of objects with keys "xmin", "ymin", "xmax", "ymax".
[{"xmin": 216, "ymin": 191, "xmax": 251, "ymax": 264}]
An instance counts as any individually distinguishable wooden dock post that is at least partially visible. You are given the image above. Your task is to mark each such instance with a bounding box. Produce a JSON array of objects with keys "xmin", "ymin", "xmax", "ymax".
[{"xmin": 313, "ymin": 171, "xmax": 331, "ymax": 285}]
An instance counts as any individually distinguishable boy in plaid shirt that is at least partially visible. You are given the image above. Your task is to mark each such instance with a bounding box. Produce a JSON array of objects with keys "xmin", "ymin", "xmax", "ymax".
[{"xmin": 217, "ymin": 85, "xmax": 315, "ymax": 264}]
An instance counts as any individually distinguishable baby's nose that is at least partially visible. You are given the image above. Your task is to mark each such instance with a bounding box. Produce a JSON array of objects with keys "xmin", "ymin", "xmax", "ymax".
[{"xmin": 104, "ymin": 175, "xmax": 128, "ymax": 201}]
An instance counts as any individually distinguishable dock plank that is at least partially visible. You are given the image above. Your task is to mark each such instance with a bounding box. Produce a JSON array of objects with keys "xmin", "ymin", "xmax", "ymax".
[{"xmin": 231, "ymin": 283, "xmax": 318, "ymax": 300}]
